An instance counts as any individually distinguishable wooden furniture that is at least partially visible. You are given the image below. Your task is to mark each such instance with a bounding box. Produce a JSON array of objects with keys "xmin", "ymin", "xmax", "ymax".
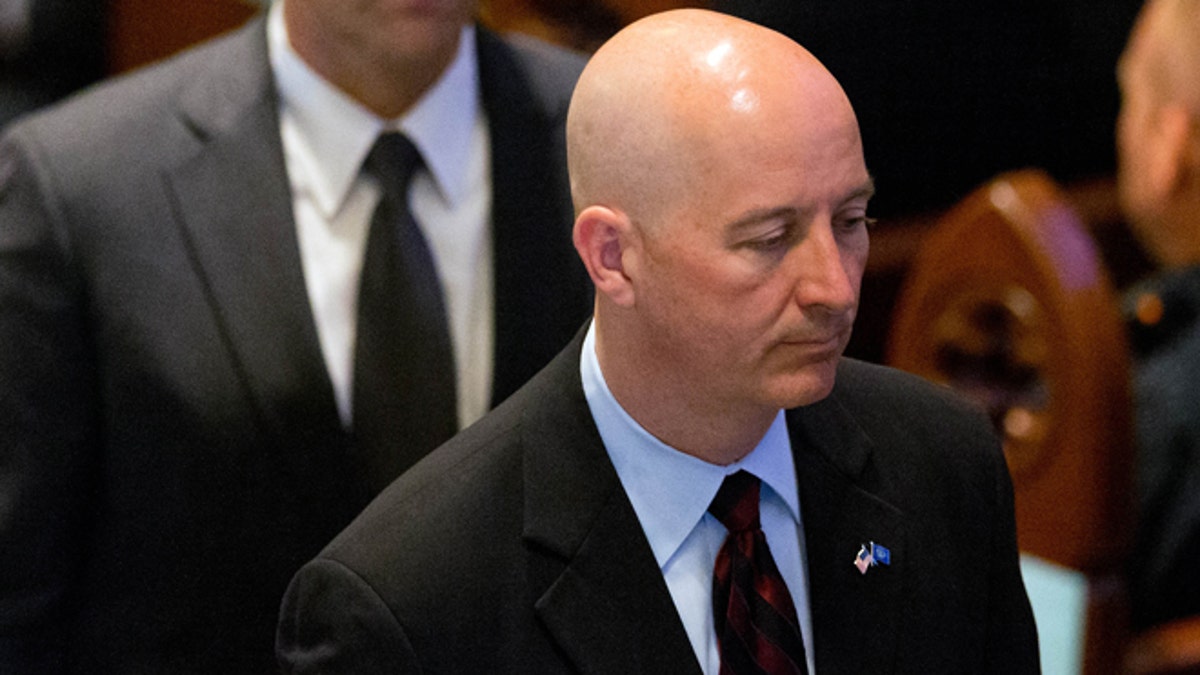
[
  {"xmin": 1126, "ymin": 618, "xmax": 1200, "ymax": 675},
  {"xmin": 107, "ymin": 0, "xmax": 257, "ymax": 74},
  {"xmin": 888, "ymin": 169, "xmax": 1134, "ymax": 674}
]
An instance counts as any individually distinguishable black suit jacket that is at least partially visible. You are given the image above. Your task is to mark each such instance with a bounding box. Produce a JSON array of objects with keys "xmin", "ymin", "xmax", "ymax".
[
  {"xmin": 0, "ymin": 17, "xmax": 591, "ymax": 674},
  {"xmin": 277, "ymin": 329, "xmax": 1040, "ymax": 674}
]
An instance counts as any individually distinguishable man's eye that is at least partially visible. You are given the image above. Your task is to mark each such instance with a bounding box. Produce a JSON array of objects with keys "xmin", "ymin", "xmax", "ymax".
[
  {"xmin": 836, "ymin": 216, "xmax": 876, "ymax": 233},
  {"xmin": 744, "ymin": 231, "xmax": 790, "ymax": 251}
]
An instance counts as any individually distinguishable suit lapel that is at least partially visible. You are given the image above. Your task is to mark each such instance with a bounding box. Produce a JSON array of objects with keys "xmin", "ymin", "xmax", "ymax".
[
  {"xmin": 789, "ymin": 390, "xmax": 906, "ymax": 672},
  {"xmin": 164, "ymin": 19, "xmax": 341, "ymax": 441},
  {"xmin": 520, "ymin": 333, "xmax": 703, "ymax": 675},
  {"xmin": 476, "ymin": 30, "xmax": 588, "ymax": 404}
]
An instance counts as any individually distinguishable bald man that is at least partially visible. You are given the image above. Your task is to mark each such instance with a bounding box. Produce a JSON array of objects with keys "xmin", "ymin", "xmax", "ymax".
[
  {"xmin": 1117, "ymin": 0, "xmax": 1200, "ymax": 631},
  {"xmin": 277, "ymin": 10, "xmax": 1038, "ymax": 673}
]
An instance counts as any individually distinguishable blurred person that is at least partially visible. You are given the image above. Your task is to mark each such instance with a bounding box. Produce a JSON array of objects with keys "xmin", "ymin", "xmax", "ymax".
[
  {"xmin": 0, "ymin": 0, "xmax": 591, "ymax": 671},
  {"xmin": 277, "ymin": 9, "xmax": 1039, "ymax": 673},
  {"xmin": 1117, "ymin": 0, "xmax": 1200, "ymax": 632}
]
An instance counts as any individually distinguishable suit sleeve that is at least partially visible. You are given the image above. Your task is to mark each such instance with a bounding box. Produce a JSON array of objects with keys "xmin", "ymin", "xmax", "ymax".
[
  {"xmin": 0, "ymin": 128, "xmax": 100, "ymax": 671},
  {"xmin": 277, "ymin": 557, "xmax": 420, "ymax": 674},
  {"xmin": 981, "ymin": 431, "xmax": 1042, "ymax": 673}
]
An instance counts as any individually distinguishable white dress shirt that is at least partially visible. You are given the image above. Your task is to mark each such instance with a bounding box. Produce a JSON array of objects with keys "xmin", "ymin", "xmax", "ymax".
[
  {"xmin": 580, "ymin": 322, "xmax": 816, "ymax": 674},
  {"xmin": 268, "ymin": 0, "xmax": 494, "ymax": 429}
]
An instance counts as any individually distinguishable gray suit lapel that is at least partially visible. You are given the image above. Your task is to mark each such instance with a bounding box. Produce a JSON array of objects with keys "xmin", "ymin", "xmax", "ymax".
[
  {"xmin": 164, "ymin": 19, "xmax": 341, "ymax": 441},
  {"xmin": 521, "ymin": 336, "xmax": 703, "ymax": 675},
  {"xmin": 477, "ymin": 30, "xmax": 591, "ymax": 405},
  {"xmin": 789, "ymin": 391, "xmax": 906, "ymax": 672}
]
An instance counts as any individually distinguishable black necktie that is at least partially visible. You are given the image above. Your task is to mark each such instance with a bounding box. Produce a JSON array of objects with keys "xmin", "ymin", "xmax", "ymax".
[
  {"xmin": 352, "ymin": 132, "xmax": 458, "ymax": 490},
  {"xmin": 709, "ymin": 470, "xmax": 809, "ymax": 675}
]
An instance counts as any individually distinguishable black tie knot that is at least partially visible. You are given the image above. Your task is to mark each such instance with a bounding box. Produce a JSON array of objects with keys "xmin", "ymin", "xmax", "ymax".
[
  {"xmin": 709, "ymin": 470, "xmax": 762, "ymax": 533},
  {"xmin": 364, "ymin": 132, "xmax": 423, "ymax": 196}
]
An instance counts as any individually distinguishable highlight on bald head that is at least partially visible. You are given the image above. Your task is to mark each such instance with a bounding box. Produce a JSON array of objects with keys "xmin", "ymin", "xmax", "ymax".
[{"xmin": 566, "ymin": 9, "xmax": 858, "ymax": 228}]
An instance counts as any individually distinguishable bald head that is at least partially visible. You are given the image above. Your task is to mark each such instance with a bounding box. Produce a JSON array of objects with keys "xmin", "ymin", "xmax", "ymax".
[{"xmin": 566, "ymin": 9, "xmax": 860, "ymax": 228}]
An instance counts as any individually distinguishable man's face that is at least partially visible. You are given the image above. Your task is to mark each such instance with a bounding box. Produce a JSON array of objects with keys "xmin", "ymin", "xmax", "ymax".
[{"xmin": 630, "ymin": 95, "xmax": 872, "ymax": 414}]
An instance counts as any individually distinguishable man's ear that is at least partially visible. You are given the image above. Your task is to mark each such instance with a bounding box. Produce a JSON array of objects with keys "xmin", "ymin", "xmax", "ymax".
[
  {"xmin": 1148, "ymin": 103, "xmax": 1194, "ymax": 198},
  {"xmin": 1175, "ymin": 107, "xmax": 1200, "ymax": 189},
  {"xmin": 573, "ymin": 205, "xmax": 637, "ymax": 307}
]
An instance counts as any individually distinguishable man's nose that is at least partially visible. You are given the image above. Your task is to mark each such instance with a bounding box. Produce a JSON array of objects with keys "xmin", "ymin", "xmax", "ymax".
[{"xmin": 789, "ymin": 221, "xmax": 860, "ymax": 314}]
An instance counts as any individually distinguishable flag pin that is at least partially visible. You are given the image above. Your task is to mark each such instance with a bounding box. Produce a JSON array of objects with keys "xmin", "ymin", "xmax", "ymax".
[{"xmin": 854, "ymin": 541, "xmax": 890, "ymax": 575}]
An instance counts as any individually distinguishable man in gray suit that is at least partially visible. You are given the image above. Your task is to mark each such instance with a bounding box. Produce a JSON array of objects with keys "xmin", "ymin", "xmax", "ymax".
[
  {"xmin": 278, "ymin": 9, "xmax": 1039, "ymax": 673},
  {"xmin": 0, "ymin": 0, "xmax": 591, "ymax": 671}
]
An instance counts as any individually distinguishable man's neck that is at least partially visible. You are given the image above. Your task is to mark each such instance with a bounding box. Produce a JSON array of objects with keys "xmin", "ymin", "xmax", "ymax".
[{"xmin": 594, "ymin": 326, "xmax": 778, "ymax": 466}]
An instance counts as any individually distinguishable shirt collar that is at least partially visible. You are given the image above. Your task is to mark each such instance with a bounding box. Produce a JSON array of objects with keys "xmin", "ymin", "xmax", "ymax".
[
  {"xmin": 398, "ymin": 24, "xmax": 480, "ymax": 207},
  {"xmin": 580, "ymin": 322, "xmax": 801, "ymax": 570},
  {"xmin": 268, "ymin": 0, "xmax": 480, "ymax": 216}
]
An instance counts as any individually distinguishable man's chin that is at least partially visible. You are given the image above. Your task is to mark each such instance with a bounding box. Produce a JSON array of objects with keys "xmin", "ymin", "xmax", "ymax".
[{"xmin": 764, "ymin": 363, "xmax": 839, "ymax": 410}]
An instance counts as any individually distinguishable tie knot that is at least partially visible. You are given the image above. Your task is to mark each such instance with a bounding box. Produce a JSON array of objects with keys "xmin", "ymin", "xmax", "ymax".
[
  {"xmin": 364, "ymin": 132, "xmax": 423, "ymax": 195},
  {"xmin": 709, "ymin": 470, "xmax": 761, "ymax": 533}
]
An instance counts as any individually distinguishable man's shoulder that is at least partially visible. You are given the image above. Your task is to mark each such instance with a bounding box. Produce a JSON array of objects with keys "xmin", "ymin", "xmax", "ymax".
[
  {"xmin": 492, "ymin": 29, "xmax": 589, "ymax": 79},
  {"xmin": 833, "ymin": 358, "xmax": 982, "ymax": 418},
  {"xmin": 825, "ymin": 358, "xmax": 1001, "ymax": 468},
  {"xmin": 315, "ymin": 337, "xmax": 584, "ymax": 581},
  {"xmin": 4, "ymin": 18, "xmax": 266, "ymax": 153},
  {"xmin": 477, "ymin": 27, "xmax": 587, "ymax": 111},
  {"xmin": 321, "ymin": 356, "xmax": 554, "ymax": 548},
  {"xmin": 1125, "ymin": 264, "xmax": 1200, "ymax": 359},
  {"xmin": 311, "ymin": 395, "xmax": 532, "ymax": 617}
]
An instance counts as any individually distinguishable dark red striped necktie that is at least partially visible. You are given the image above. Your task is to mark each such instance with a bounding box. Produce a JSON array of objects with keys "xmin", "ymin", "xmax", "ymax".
[{"xmin": 709, "ymin": 470, "xmax": 809, "ymax": 675}]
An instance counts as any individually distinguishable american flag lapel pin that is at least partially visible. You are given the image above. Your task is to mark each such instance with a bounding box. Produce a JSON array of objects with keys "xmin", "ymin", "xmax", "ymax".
[
  {"xmin": 853, "ymin": 544, "xmax": 873, "ymax": 574},
  {"xmin": 854, "ymin": 541, "xmax": 891, "ymax": 575}
]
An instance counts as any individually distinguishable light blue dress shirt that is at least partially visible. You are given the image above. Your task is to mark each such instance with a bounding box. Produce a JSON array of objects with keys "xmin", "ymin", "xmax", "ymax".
[{"xmin": 580, "ymin": 323, "xmax": 816, "ymax": 674}]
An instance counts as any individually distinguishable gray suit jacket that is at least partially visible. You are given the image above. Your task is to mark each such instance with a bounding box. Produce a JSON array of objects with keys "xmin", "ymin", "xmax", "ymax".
[
  {"xmin": 278, "ymin": 329, "xmax": 1040, "ymax": 674},
  {"xmin": 0, "ymin": 17, "xmax": 591, "ymax": 674}
]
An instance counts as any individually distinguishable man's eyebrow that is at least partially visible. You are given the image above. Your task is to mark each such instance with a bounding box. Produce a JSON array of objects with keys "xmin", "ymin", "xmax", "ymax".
[
  {"xmin": 723, "ymin": 178, "xmax": 877, "ymax": 234},
  {"xmin": 844, "ymin": 177, "xmax": 877, "ymax": 204},
  {"xmin": 724, "ymin": 206, "xmax": 800, "ymax": 234}
]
